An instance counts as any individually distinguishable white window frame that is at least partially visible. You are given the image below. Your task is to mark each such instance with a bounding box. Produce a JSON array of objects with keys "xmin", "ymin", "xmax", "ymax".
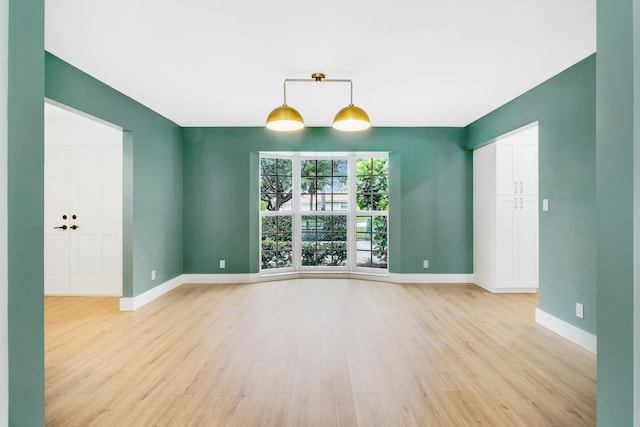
[{"xmin": 259, "ymin": 152, "xmax": 389, "ymax": 273}]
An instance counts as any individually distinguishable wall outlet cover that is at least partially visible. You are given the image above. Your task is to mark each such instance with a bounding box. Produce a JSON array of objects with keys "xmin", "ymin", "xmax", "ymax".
[{"xmin": 576, "ymin": 302, "xmax": 584, "ymax": 319}]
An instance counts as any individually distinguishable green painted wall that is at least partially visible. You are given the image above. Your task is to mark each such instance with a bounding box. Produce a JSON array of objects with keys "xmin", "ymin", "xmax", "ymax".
[
  {"xmin": 45, "ymin": 53, "xmax": 183, "ymax": 298},
  {"xmin": 596, "ymin": 0, "xmax": 638, "ymax": 424},
  {"xmin": 7, "ymin": 0, "xmax": 45, "ymax": 424},
  {"xmin": 182, "ymin": 127, "xmax": 472, "ymax": 275},
  {"xmin": 465, "ymin": 55, "xmax": 597, "ymax": 335}
]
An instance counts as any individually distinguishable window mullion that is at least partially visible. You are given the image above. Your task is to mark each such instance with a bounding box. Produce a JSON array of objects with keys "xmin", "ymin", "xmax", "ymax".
[
  {"xmin": 292, "ymin": 157, "xmax": 301, "ymax": 270},
  {"xmin": 348, "ymin": 156, "xmax": 357, "ymax": 270}
]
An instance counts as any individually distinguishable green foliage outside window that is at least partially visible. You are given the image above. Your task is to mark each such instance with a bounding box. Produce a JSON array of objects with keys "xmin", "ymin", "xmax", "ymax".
[{"xmin": 356, "ymin": 158, "xmax": 389, "ymax": 264}]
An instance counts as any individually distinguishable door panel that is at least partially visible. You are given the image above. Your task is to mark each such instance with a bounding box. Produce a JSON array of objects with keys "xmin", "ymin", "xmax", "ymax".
[
  {"xmin": 69, "ymin": 145, "xmax": 122, "ymax": 295},
  {"xmin": 495, "ymin": 196, "xmax": 517, "ymax": 288},
  {"xmin": 517, "ymin": 196, "xmax": 539, "ymax": 288},
  {"xmin": 44, "ymin": 146, "xmax": 71, "ymax": 294},
  {"xmin": 496, "ymin": 142, "xmax": 515, "ymax": 195},
  {"xmin": 517, "ymin": 140, "xmax": 538, "ymax": 195}
]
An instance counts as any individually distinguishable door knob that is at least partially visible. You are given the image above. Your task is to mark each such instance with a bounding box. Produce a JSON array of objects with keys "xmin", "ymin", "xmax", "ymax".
[
  {"xmin": 70, "ymin": 225, "xmax": 79, "ymax": 230},
  {"xmin": 54, "ymin": 225, "xmax": 68, "ymax": 230}
]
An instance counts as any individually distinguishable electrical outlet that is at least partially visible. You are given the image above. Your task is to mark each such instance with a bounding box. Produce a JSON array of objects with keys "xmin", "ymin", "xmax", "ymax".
[
  {"xmin": 423, "ymin": 260, "xmax": 429, "ymax": 269},
  {"xmin": 151, "ymin": 270, "xmax": 156, "ymax": 280},
  {"xmin": 220, "ymin": 260, "xmax": 225, "ymax": 269},
  {"xmin": 543, "ymin": 199, "xmax": 549, "ymax": 212},
  {"xmin": 576, "ymin": 303, "xmax": 584, "ymax": 319}
]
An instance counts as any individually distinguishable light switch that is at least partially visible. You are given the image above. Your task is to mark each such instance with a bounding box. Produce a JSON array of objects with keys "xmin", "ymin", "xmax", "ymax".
[{"xmin": 542, "ymin": 199, "xmax": 549, "ymax": 212}]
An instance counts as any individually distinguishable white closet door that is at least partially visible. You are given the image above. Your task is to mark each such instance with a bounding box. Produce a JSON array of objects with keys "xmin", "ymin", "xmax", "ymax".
[
  {"xmin": 69, "ymin": 146, "xmax": 122, "ymax": 295},
  {"xmin": 44, "ymin": 146, "xmax": 71, "ymax": 294},
  {"xmin": 496, "ymin": 142, "xmax": 516, "ymax": 195},
  {"xmin": 495, "ymin": 196, "xmax": 517, "ymax": 288},
  {"xmin": 516, "ymin": 196, "xmax": 539, "ymax": 288},
  {"xmin": 516, "ymin": 139, "xmax": 539, "ymax": 195}
]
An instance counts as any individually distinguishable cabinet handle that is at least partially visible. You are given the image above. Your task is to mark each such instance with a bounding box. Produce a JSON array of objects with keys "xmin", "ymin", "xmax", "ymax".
[
  {"xmin": 514, "ymin": 198, "xmax": 517, "ymax": 209},
  {"xmin": 520, "ymin": 198, "xmax": 523, "ymax": 209},
  {"xmin": 520, "ymin": 181, "xmax": 523, "ymax": 193},
  {"xmin": 514, "ymin": 182, "xmax": 517, "ymax": 193}
]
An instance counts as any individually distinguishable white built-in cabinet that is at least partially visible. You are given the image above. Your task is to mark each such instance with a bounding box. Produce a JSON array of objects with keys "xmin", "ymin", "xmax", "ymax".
[{"xmin": 474, "ymin": 125, "xmax": 539, "ymax": 293}]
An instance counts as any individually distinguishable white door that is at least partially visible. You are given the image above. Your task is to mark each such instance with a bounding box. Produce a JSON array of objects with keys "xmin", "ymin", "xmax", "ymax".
[
  {"xmin": 516, "ymin": 195, "xmax": 539, "ymax": 288},
  {"xmin": 496, "ymin": 142, "xmax": 516, "ymax": 195},
  {"xmin": 44, "ymin": 146, "xmax": 71, "ymax": 294},
  {"xmin": 44, "ymin": 103, "xmax": 122, "ymax": 296},
  {"xmin": 515, "ymin": 128, "xmax": 539, "ymax": 195},
  {"xmin": 495, "ymin": 195, "xmax": 517, "ymax": 288}
]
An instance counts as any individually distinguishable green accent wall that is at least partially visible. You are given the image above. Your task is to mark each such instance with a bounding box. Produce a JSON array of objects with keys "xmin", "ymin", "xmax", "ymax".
[
  {"xmin": 465, "ymin": 55, "xmax": 597, "ymax": 335},
  {"xmin": 45, "ymin": 52, "xmax": 184, "ymax": 298},
  {"xmin": 596, "ymin": 0, "xmax": 638, "ymax": 424},
  {"xmin": 7, "ymin": 0, "xmax": 45, "ymax": 424},
  {"xmin": 182, "ymin": 127, "xmax": 472, "ymax": 275}
]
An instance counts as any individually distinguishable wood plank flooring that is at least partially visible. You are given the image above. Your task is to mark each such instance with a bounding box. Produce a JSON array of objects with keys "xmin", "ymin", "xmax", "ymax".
[{"xmin": 45, "ymin": 279, "xmax": 596, "ymax": 426}]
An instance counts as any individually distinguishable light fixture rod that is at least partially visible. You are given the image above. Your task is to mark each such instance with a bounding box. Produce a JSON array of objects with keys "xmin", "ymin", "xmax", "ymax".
[{"xmin": 282, "ymin": 77, "xmax": 354, "ymax": 105}]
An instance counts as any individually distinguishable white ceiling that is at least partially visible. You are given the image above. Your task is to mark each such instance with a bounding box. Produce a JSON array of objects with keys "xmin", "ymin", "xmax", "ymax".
[{"xmin": 45, "ymin": 0, "xmax": 596, "ymax": 128}]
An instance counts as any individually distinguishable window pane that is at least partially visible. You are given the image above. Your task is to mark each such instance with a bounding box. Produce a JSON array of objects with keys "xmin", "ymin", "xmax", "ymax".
[
  {"xmin": 261, "ymin": 214, "xmax": 293, "ymax": 270},
  {"xmin": 333, "ymin": 160, "xmax": 348, "ymax": 176},
  {"xmin": 332, "ymin": 177, "xmax": 347, "ymax": 194},
  {"xmin": 262, "ymin": 251, "xmax": 277, "ymax": 269},
  {"xmin": 261, "ymin": 157, "xmax": 276, "ymax": 171},
  {"xmin": 301, "ymin": 177, "xmax": 316, "ymax": 193},
  {"xmin": 278, "ymin": 215, "xmax": 292, "ymax": 231},
  {"xmin": 373, "ymin": 194, "xmax": 388, "ymax": 211},
  {"xmin": 262, "ymin": 216, "xmax": 277, "ymax": 233},
  {"xmin": 301, "ymin": 216, "xmax": 315, "ymax": 230},
  {"xmin": 261, "ymin": 157, "xmax": 293, "ymax": 212},
  {"xmin": 332, "ymin": 251, "xmax": 348, "ymax": 266},
  {"xmin": 333, "ymin": 232, "xmax": 347, "ymax": 243},
  {"xmin": 317, "ymin": 160, "xmax": 332, "ymax": 176},
  {"xmin": 301, "ymin": 242, "xmax": 316, "ymax": 266},
  {"xmin": 277, "ymin": 251, "xmax": 293, "ymax": 268},
  {"xmin": 276, "ymin": 158, "xmax": 292, "ymax": 175},
  {"xmin": 301, "ymin": 160, "xmax": 316, "ymax": 176},
  {"xmin": 356, "ymin": 158, "xmax": 388, "ymax": 212},
  {"xmin": 357, "ymin": 251, "xmax": 372, "ymax": 267},
  {"xmin": 373, "ymin": 216, "xmax": 387, "ymax": 231}
]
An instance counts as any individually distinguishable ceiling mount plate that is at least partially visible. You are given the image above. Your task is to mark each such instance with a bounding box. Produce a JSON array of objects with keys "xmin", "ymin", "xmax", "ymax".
[{"xmin": 311, "ymin": 73, "xmax": 326, "ymax": 81}]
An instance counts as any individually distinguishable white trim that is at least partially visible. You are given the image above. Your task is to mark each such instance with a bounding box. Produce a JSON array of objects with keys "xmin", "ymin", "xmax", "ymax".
[
  {"xmin": 535, "ymin": 308, "xmax": 597, "ymax": 354},
  {"xmin": 182, "ymin": 273, "xmax": 259, "ymax": 284},
  {"xmin": 474, "ymin": 281, "xmax": 538, "ymax": 294},
  {"xmin": 389, "ymin": 273, "xmax": 475, "ymax": 283},
  {"xmin": 119, "ymin": 274, "xmax": 183, "ymax": 311}
]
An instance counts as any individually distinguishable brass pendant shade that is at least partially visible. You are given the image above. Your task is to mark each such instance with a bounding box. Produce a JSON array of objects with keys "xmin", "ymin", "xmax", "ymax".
[
  {"xmin": 266, "ymin": 73, "xmax": 370, "ymax": 132},
  {"xmin": 332, "ymin": 104, "xmax": 371, "ymax": 132},
  {"xmin": 266, "ymin": 105, "xmax": 304, "ymax": 132}
]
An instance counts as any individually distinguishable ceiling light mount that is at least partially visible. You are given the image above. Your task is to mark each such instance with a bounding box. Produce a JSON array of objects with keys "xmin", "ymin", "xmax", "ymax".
[{"xmin": 266, "ymin": 73, "xmax": 370, "ymax": 132}]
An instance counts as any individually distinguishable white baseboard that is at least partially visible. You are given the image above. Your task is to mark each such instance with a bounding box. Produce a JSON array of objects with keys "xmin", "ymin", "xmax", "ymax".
[
  {"xmin": 119, "ymin": 274, "xmax": 183, "ymax": 311},
  {"xmin": 182, "ymin": 273, "xmax": 260, "ymax": 284},
  {"xmin": 474, "ymin": 282, "xmax": 538, "ymax": 294},
  {"xmin": 535, "ymin": 308, "xmax": 597, "ymax": 354},
  {"xmin": 388, "ymin": 273, "xmax": 475, "ymax": 284}
]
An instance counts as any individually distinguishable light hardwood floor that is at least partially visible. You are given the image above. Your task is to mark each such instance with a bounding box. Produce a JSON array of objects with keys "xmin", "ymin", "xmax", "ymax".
[{"xmin": 45, "ymin": 279, "xmax": 596, "ymax": 426}]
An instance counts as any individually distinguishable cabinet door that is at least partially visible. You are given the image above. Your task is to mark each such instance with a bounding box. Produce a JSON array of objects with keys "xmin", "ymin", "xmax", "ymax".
[
  {"xmin": 495, "ymin": 196, "xmax": 517, "ymax": 288},
  {"xmin": 516, "ymin": 140, "xmax": 538, "ymax": 195},
  {"xmin": 496, "ymin": 142, "xmax": 516, "ymax": 195},
  {"xmin": 516, "ymin": 196, "xmax": 539, "ymax": 288}
]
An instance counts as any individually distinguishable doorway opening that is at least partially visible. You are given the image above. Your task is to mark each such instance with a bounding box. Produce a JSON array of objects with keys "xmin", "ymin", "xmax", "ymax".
[{"xmin": 44, "ymin": 101, "xmax": 123, "ymax": 296}]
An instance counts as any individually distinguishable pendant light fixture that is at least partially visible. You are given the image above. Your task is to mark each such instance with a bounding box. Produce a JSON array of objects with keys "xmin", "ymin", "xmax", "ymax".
[{"xmin": 266, "ymin": 73, "xmax": 370, "ymax": 132}]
